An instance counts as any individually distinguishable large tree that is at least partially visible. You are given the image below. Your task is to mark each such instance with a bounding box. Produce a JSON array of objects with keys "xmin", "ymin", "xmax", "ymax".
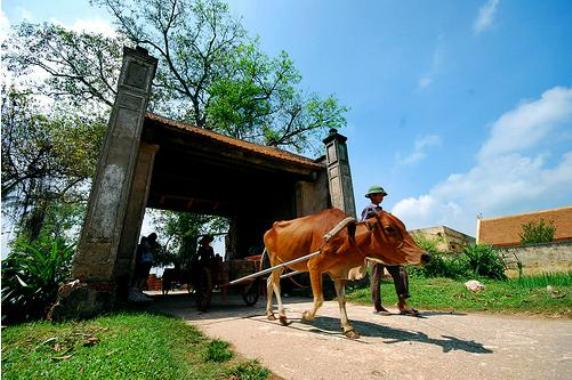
[
  {"xmin": 5, "ymin": 0, "xmax": 347, "ymax": 153},
  {"xmin": 2, "ymin": 0, "xmax": 348, "ymax": 243},
  {"xmin": 1, "ymin": 88, "xmax": 106, "ymax": 240}
]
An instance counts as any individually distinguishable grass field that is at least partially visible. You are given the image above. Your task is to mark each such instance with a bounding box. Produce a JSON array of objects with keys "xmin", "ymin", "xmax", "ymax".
[
  {"xmin": 1, "ymin": 312, "xmax": 269, "ymax": 380},
  {"xmin": 347, "ymin": 272, "xmax": 572, "ymax": 318}
]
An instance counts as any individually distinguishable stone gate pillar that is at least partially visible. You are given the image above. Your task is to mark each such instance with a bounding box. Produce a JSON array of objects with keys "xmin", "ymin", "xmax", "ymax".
[
  {"xmin": 114, "ymin": 142, "xmax": 159, "ymax": 299},
  {"xmin": 72, "ymin": 46, "xmax": 157, "ymax": 282},
  {"xmin": 49, "ymin": 47, "xmax": 157, "ymax": 320},
  {"xmin": 323, "ymin": 128, "xmax": 356, "ymax": 218}
]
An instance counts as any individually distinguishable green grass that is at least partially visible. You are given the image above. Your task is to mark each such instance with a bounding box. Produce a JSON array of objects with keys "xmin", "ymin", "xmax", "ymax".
[
  {"xmin": 347, "ymin": 272, "xmax": 572, "ymax": 318},
  {"xmin": 1, "ymin": 312, "xmax": 268, "ymax": 380}
]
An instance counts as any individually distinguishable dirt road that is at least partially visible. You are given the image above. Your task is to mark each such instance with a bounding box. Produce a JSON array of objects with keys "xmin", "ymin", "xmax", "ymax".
[{"xmin": 152, "ymin": 293, "xmax": 572, "ymax": 380}]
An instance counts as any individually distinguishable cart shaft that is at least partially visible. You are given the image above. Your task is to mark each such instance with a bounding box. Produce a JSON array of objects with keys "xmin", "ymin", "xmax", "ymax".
[{"xmin": 226, "ymin": 250, "xmax": 321, "ymax": 286}]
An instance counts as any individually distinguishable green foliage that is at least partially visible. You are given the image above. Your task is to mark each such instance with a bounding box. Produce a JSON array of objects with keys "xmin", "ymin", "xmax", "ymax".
[
  {"xmin": 1, "ymin": 89, "xmax": 105, "ymax": 240},
  {"xmin": 4, "ymin": 22, "xmax": 123, "ymax": 108},
  {"xmin": 150, "ymin": 210, "xmax": 228, "ymax": 268},
  {"xmin": 5, "ymin": 0, "xmax": 348, "ymax": 154},
  {"xmin": 515, "ymin": 271, "xmax": 572, "ymax": 288},
  {"xmin": 409, "ymin": 235, "xmax": 506, "ymax": 280},
  {"xmin": 409, "ymin": 234, "xmax": 468, "ymax": 279},
  {"xmin": 203, "ymin": 339, "xmax": 233, "ymax": 362},
  {"xmin": 1, "ymin": 236, "xmax": 75, "ymax": 324},
  {"xmin": 226, "ymin": 360, "xmax": 270, "ymax": 380},
  {"xmin": 409, "ymin": 253, "xmax": 469, "ymax": 279},
  {"xmin": 520, "ymin": 219, "xmax": 556, "ymax": 245},
  {"xmin": 462, "ymin": 244, "xmax": 507, "ymax": 280},
  {"xmin": 2, "ymin": 312, "xmax": 268, "ymax": 379},
  {"xmin": 207, "ymin": 44, "xmax": 348, "ymax": 153}
]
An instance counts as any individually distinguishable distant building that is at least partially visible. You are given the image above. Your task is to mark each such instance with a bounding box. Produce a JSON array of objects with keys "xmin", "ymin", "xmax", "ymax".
[
  {"xmin": 409, "ymin": 226, "xmax": 476, "ymax": 253},
  {"xmin": 477, "ymin": 206, "xmax": 572, "ymax": 248}
]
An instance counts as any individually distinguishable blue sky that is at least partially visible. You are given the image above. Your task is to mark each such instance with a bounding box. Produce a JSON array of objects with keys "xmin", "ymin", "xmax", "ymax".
[{"xmin": 3, "ymin": 0, "xmax": 572, "ymax": 236}]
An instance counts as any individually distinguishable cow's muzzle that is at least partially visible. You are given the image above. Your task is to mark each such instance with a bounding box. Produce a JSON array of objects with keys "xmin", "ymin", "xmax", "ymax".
[{"xmin": 421, "ymin": 252, "xmax": 432, "ymax": 264}]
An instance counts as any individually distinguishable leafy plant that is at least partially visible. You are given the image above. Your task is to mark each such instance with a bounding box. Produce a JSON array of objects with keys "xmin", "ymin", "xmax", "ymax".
[
  {"xmin": 149, "ymin": 210, "xmax": 229, "ymax": 269},
  {"xmin": 226, "ymin": 360, "xmax": 270, "ymax": 380},
  {"xmin": 409, "ymin": 234, "xmax": 468, "ymax": 279},
  {"xmin": 203, "ymin": 339, "xmax": 233, "ymax": 362},
  {"xmin": 462, "ymin": 244, "xmax": 506, "ymax": 280},
  {"xmin": 520, "ymin": 219, "xmax": 556, "ymax": 245},
  {"xmin": 1, "ymin": 236, "xmax": 75, "ymax": 324},
  {"xmin": 410, "ymin": 236, "xmax": 505, "ymax": 280}
]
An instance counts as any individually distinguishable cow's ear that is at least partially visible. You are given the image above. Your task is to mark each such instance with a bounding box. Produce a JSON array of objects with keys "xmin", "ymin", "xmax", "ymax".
[{"xmin": 347, "ymin": 220, "xmax": 356, "ymax": 241}]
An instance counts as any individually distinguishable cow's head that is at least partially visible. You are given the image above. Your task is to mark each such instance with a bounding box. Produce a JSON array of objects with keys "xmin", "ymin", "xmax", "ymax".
[{"xmin": 365, "ymin": 211, "xmax": 431, "ymax": 265}]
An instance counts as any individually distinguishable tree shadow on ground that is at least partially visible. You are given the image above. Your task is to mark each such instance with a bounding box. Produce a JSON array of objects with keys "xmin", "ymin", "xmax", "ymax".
[{"xmin": 294, "ymin": 316, "xmax": 492, "ymax": 354}]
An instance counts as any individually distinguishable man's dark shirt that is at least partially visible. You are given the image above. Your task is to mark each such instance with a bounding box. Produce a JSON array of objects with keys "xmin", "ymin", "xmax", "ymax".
[{"xmin": 361, "ymin": 203, "xmax": 382, "ymax": 221}]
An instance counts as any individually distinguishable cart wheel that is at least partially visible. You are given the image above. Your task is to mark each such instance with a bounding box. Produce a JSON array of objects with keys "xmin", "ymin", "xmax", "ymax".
[
  {"xmin": 195, "ymin": 268, "xmax": 213, "ymax": 311},
  {"xmin": 162, "ymin": 279, "xmax": 170, "ymax": 295},
  {"xmin": 242, "ymin": 278, "xmax": 260, "ymax": 306}
]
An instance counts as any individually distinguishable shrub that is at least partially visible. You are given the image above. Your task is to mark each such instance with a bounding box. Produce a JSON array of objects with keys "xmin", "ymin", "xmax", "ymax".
[
  {"xmin": 520, "ymin": 219, "xmax": 556, "ymax": 245},
  {"xmin": 410, "ymin": 234, "xmax": 468, "ymax": 279},
  {"xmin": 462, "ymin": 244, "xmax": 506, "ymax": 280},
  {"xmin": 1, "ymin": 236, "xmax": 75, "ymax": 324},
  {"xmin": 408, "ymin": 253, "xmax": 468, "ymax": 279},
  {"xmin": 226, "ymin": 360, "xmax": 270, "ymax": 380},
  {"xmin": 203, "ymin": 339, "xmax": 233, "ymax": 362}
]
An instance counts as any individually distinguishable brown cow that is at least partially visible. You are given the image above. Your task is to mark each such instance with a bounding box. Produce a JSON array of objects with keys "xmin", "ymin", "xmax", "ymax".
[{"xmin": 263, "ymin": 208, "xmax": 429, "ymax": 339}]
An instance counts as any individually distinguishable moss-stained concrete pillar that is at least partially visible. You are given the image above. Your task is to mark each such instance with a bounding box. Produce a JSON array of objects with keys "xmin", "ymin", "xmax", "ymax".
[
  {"xmin": 49, "ymin": 47, "xmax": 157, "ymax": 320},
  {"xmin": 323, "ymin": 128, "xmax": 356, "ymax": 218},
  {"xmin": 114, "ymin": 142, "xmax": 159, "ymax": 299},
  {"xmin": 72, "ymin": 46, "xmax": 157, "ymax": 282}
]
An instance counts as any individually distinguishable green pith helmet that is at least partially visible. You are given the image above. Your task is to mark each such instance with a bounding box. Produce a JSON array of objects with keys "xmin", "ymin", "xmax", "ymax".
[{"xmin": 365, "ymin": 185, "xmax": 388, "ymax": 198}]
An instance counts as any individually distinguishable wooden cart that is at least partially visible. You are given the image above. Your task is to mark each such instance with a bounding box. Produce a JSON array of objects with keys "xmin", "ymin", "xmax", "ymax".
[{"xmin": 193, "ymin": 255, "xmax": 262, "ymax": 311}]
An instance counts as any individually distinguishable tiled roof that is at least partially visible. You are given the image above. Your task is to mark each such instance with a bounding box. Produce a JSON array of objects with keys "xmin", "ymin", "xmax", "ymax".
[
  {"xmin": 145, "ymin": 112, "xmax": 324, "ymax": 170},
  {"xmin": 478, "ymin": 206, "xmax": 572, "ymax": 247}
]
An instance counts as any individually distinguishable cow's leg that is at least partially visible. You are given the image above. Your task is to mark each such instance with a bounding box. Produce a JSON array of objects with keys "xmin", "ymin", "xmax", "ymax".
[
  {"xmin": 302, "ymin": 269, "xmax": 323, "ymax": 322},
  {"xmin": 266, "ymin": 270, "xmax": 276, "ymax": 320},
  {"xmin": 266, "ymin": 268, "xmax": 287, "ymax": 325},
  {"xmin": 334, "ymin": 278, "xmax": 360, "ymax": 339}
]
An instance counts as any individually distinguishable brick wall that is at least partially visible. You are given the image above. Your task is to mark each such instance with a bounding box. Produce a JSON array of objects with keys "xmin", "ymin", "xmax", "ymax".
[{"xmin": 478, "ymin": 206, "xmax": 572, "ymax": 247}]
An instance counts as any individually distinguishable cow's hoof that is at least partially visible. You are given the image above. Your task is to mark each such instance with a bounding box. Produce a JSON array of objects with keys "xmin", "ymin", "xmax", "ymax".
[
  {"xmin": 301, "ymin": 311, "xmax": 314, "ymax": 322},
  {"xmin": 279, "ymin": 315, "xmax": 289, "ymax": 326},
  {"xmin": 344, "ymin": 329, "xmax": 360, "ymax": 339},
  {"xmin": 267, "ymin": 314, "xmax": 276, "ymax": 321}
]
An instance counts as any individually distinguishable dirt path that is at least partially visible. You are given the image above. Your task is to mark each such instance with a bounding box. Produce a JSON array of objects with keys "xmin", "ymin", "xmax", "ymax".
[{"xmin": 151, "ymin": 293, "xmax": 572, "ymax": 380}]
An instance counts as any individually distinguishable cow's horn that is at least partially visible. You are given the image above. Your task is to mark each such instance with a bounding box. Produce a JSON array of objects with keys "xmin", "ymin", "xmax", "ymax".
[{"xmin": 324, "ymin": 217, "xmax": 356, "ymax": 242}]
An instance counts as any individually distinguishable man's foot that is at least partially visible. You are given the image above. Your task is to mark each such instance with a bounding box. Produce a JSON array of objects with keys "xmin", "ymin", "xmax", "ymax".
[
  {"xmin": 398, "ymin": 307, "xmax": 420, "ymax": 317},
  {"xmin": 373, "ymin": 307, "xmax": 392, "ymax": 316}
]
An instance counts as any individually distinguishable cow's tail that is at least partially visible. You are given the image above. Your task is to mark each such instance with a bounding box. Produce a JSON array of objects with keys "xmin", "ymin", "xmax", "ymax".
[{"xmin": 259, "ymin": 247, "xmax": 269, "ymax": 271}]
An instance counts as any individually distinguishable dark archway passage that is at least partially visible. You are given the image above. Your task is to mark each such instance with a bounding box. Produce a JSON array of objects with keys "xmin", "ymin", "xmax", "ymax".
[{"xmin": 142, "ymin": 113, "xmax": 327, "ymax": 259}]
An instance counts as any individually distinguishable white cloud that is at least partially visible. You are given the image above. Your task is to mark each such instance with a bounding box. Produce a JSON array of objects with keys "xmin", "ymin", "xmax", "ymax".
[
  {"xmin": 18, "ymin": 7, "xmax": 34, "ymax": 21},
  {"xmin": 397, "ymin": 134, "xmax": 442, "ymax": 165},
  {"xmin": 0, "ymin": 8, "xmax": 10, "ymax": 44},
  {"xmin": 418, "ymin": 76, "xmax": 433, "ymax": 89},
  {"xmin": 478, "ymin": 87, "xmax": 572, "ymax": 160},
  {"xmin": 417, "ymin": 44, "xmax": 444, "ymax": 90},
  {"xmin": 392, "ymin": 86, "xmax": 572, "ymax": 235},
  {"xmin": 474, "ymin": 0, "xmax": 500, "ymax": 34},
  {"xmin": 51, "ymin": 18, "xmax": 117, "ymax": 38}
]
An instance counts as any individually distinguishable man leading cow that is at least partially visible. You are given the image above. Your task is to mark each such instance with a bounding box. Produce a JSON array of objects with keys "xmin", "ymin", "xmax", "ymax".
[
  {"xmin": 361, "ymin": 185, "xmax": 419, "ymax": 316},
  {"xmin": 263, "ymin": 206, "xmax": 430, "ymax": 338}
]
